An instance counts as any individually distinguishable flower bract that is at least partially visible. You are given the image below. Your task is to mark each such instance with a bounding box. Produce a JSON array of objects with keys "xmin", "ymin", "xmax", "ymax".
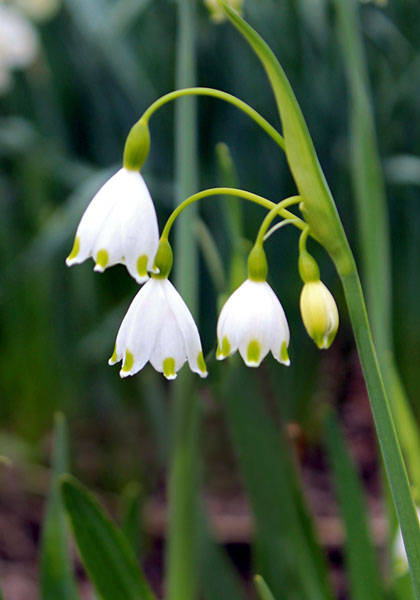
[
  {"xmin": 300, "ymin": 280, "xmax": 339, "ymax": 349},
  {"xmin": 216, "ymin": 279, "xmax": 290, "ymax": 367},
  {"xmin": 66, "ymin": 168, "xmax": 159, "ymax": 284},
  {"xmin": 109, "ymin": 278, "xmax": 208, "ymax": 380}
]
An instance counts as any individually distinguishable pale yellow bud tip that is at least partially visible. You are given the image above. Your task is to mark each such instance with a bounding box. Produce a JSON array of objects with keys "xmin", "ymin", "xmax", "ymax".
[{"xmin": 300, "ymin": 281, "xmax": 339, "ymax": 349}]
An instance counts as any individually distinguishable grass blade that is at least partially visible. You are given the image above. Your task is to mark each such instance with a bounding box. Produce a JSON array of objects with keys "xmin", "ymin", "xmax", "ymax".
[
  {"xmin": 222, "ymin": 363, "xmax": 333, "ymax": 600},
  {"xmin": 40, "ymin": 413, "xmax": 78, "ymax": 600},
  {"xmin": 254, "ymin": 574, "xmax": 276, "ymax": 600},
  {"xmin": 325, "ymin": 412, "xmax": 383, "ymax": 600},
  {"xmin": 61, "ymin": 475, "xmax": 156, "ymax": 600},
  {"xmin": 198, "ymin": 507, "xmax": 248, "ymax": 600},
  {"xmin": 121, "ymin": 481, "xmax": 142, "ymax": 558}
]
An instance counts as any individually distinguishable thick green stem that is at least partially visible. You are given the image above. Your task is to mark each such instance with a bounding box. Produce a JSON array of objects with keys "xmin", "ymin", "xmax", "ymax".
[
  {"xmin": 166, "ymin": 0, "xmax": 199, "ymax": 597},
  {"xmin": 341, "ymin": 268, "xmax": 420, "ymax": 594},
  {"xmin": 142, "ymin": 87, "xmax": 285, "ymax": 150}
]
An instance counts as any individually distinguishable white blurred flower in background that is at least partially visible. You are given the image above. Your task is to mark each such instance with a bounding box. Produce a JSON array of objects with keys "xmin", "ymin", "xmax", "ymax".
[
  {"xmin": 0, "ymin": 0, "xmax": 60, "ymax": 93},
  {"xmin": 0, "ymin": 3, "xmax": 38, "ymax": 93}
]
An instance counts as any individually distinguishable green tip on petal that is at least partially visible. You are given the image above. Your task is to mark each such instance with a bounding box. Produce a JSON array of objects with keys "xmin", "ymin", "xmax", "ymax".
[
  {"xmin": 66, "ymin": 236, "xmax": 80, "ymax": 263},
  {"xmin": 163, "ymin": 357, "xmax": 176, "ymax": 379},
  {"xmin": 95, "ymin": 249, "xmax": 109, "ymax": 271},
  {"xmin": 280, "ymin": 341, "xmax": 290, "ymax": 365},
  {"xmin": 216, "ymin": 335, "xmax": 231, "ymax": 359},
  {"xmin": 136, "ymin": 254, "xmax": 148, "ymax": 278},
  {"xmin": 121, "ymin": 350, "xmax": 134, "ymax": 373},
  {"xmin": 326, "ymin": 329, "xmax": 337, "ymax": 349},
  {"xmin": 197, "ymin": 351, "xmax": 208, "ymax": 375},
  {"xmin": 109, "ymin": 345, "xmax": 117, "ymax": 365},
  {"xmin": 246, "ymin": 339, "xmax": 261, "ymax": 365}
]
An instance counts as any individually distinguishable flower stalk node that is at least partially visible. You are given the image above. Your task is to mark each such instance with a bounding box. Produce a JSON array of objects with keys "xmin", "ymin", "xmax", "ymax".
[
  {"xmin": 298, "ymin": 250, "xmax": 320, "ymax": 283},
  {"xmin": 153, "ymin": 238, "xmax": 173, "ymax": 279},
  {"xmin": 123, "ymin": 118, "xmax": 151, "ymax": 172},
  {"xmin": 247, "ymin": 244, "xmax": 268, "ymax": 282}
]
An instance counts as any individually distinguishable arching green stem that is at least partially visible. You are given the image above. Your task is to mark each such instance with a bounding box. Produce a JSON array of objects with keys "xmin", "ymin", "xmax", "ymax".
[
  {"xmin": 298, "ymin": 225, "xmax": 311, "ymax": 255},
  {"xmin": 263, "ymin": 218, "xmax": 301, "ymax": 241},
  {"xmin": 161, "ymin": 188, "xmax": 305, "ymax": 242},
  {"xmin": 254, "ymin": 195, "xmax": 302, "ymax": 246},
  {"xmin": 141, "ymin": 87, "xmax": 285, "ymax": 150}
]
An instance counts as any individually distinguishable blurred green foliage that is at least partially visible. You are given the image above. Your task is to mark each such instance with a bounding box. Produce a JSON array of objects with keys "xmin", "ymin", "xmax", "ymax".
[{"xmin": 1, "ymin": 0, "xmax": 420, "ymax": 595}]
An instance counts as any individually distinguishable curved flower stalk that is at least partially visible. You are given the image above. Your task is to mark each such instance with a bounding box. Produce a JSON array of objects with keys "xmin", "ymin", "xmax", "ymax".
[
  {"xmin": 217, "ymin": 278, "xmax": 290, "ymax": 367},
  {"xmin": 109, "ymin": 241, "xmax": 208, "ymax": 380},
  {"xmin": 66, "ymin": 168, "xmax": 159, "ymax": 284}
]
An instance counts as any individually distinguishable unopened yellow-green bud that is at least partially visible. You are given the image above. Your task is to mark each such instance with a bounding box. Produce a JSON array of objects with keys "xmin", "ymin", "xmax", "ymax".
[
  {"xmin": 153, "ymin": 238, "xmax": 173, "ymax": 279},
  {"xmin": 298, "ymin": 250, "xmax": 320, "ymax": 283},
  {"xmin": 123, "ymin": 118, "xmax": 150, "ymax": 172},
  {"xmin": 300, "ymin": 280, "xmax": 339, "ymax": 349},
  {"xmin": 247, "ymin": 244, "xmax": 268, "ymax": 282}
]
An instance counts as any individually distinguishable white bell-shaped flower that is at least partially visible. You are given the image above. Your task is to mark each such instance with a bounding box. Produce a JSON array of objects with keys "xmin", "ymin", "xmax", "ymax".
[
  {"xmin": 216, "ymin": 279, "xmax": 290, "ymax": 367},
  {"xmin": 66, "ymin": 168, "xmax": 159, "ymax": 284},
  {"xmin": 109, "ymin": 277, "xmax": 208, "ymax": 380}
]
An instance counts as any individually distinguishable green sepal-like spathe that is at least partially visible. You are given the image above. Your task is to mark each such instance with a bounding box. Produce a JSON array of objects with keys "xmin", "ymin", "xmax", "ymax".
[
  {"xmin": 298, "ymin": 251, "xmax": 320, "ymax": 283},
  {"xmin": 60, "ymin": 475, "xmax": 156, "ymax": 600},
  {"xmin": 247, "ymin": 244, "xmax": 268, "ymax": 282},
  {"xmin": 123, "ymin": 119, "xmax": 150, "ymax": 172},
  {"xmin": 219, "ymin": 0, "xmax": 353, "ymax": 276},
  {"xmin": 153, "ymin": 238, "xmax": 173, "ymax": 279}
]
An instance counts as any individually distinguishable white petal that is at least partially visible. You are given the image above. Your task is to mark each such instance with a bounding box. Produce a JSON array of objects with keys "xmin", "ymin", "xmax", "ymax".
[
  {"xmin": 216, "ymin": 281, "xmax": 249, "ymax": 358},
  {"xmin": 163, "ymin": 280, "xmax": 207, "ymax": 377},
  {"xmin": 235, "ymin": 282, "xmax": 276, "ymax": 366},
  {"xmin": 66, "ymin": 169, "xmax": 122, "ymax": 266},
  {"xmin": 119, "ymin": 173, "xmax": 159, "ymax": 283},
  {"xmin": 149, "ymin": 306, "xmax": 186, "ymax": 379},
  {"xmin": 109, "ymin": 279, "xmax": 162, "ymax": 377}
]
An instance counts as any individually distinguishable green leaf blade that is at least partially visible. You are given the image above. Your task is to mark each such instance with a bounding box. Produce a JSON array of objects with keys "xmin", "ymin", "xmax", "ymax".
[
  {"xmin": 325, "ymin": 413, "xmax": 383, "ymax": 600},
  {"xmin": 61, "ymin": 475, "xmax": 156, "ymax": 600},
  {"xmin": 40, "ymin": 413, "xmax": 79, "ymax": 600}
]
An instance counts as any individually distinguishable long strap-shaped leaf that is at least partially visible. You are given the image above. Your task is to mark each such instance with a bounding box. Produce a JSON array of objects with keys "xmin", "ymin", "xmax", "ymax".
[
  {"xmin": 326, "ymin": 413, "xmax": 383, "ymax": 600},
  {"xmin": 61, "ymin": 475, "xmax": 156, "ymax": 600}
]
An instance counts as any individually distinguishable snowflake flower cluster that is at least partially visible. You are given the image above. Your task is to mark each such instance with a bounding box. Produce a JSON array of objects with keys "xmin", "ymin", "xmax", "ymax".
[{"xmin": 66, "ymin": 121, "xmax": 339, "ymax": 381}]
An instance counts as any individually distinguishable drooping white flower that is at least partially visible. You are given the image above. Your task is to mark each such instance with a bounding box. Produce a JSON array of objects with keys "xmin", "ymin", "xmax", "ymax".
[
  {"xmin": 300, "ymin": 280, "xmax": 339, "ymax": 349},
  {"xmin": 109, "ymin": 277, "xmax": 208, "ymax": 380},
  {"xmin": 0, "ymin": 4, "xmax": 38, "ymax": 93},
  {"xmin": 216, "ymin": 279, "xmax": 290, "ymax": 367},
  {"xmin": 66, "ymin": 168, "xmax": 159, "ymax": 284}
]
